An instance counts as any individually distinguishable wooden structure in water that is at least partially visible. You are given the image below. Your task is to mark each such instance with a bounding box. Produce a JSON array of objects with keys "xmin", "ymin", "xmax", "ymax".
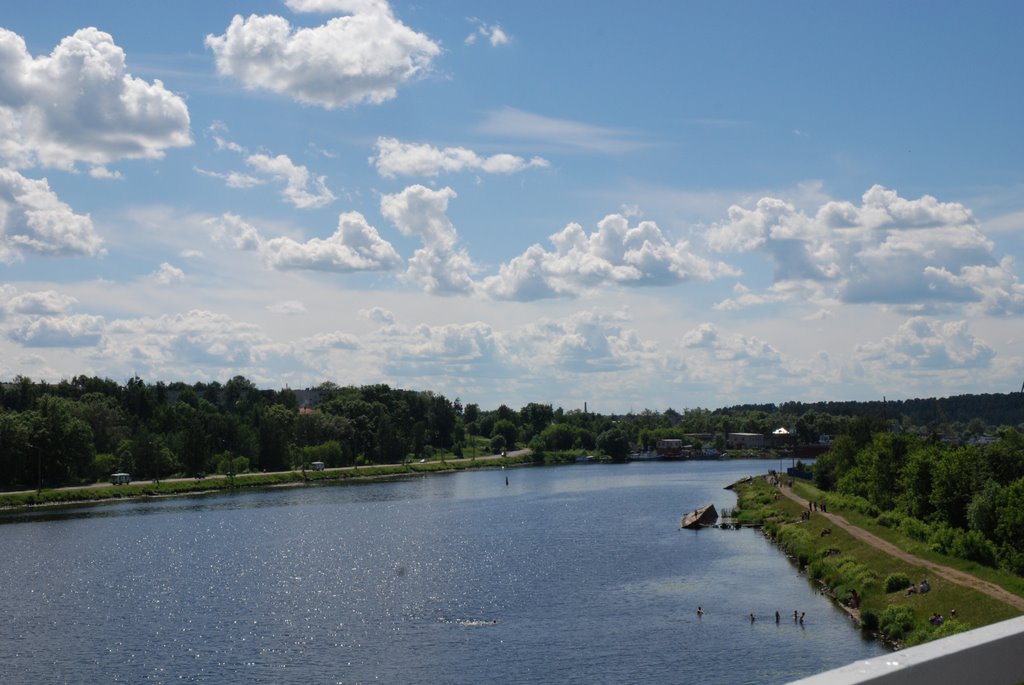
[{"xmin": 680, "ymin": 503, "xmax": 718, "ymax": 529}]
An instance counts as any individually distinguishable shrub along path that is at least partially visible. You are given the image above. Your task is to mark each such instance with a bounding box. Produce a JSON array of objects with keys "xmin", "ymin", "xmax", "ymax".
[{"xmin": 779, "ymin": 480, "xmax": 1024, "ymax": 612}]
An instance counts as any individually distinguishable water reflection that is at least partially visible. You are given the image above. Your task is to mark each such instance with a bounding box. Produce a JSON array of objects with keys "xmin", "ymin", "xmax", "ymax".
[{"xmin": 0, "ymin": 460, "xmax": 880, "ymax": 684}]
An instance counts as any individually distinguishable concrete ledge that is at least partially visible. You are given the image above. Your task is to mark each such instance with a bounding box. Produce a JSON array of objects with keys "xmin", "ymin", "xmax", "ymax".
[{"xmin": 789, "ymin": 615, "xmax": 1024, "ymax": 685}]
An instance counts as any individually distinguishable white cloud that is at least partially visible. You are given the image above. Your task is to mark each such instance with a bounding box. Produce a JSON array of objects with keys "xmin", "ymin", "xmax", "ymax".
[
  {"xmin": 465, "ymin": 19, "xmax": 510, "ymax": 47},
  {"xmin": 194, "ymin": 166, "xmax": 264, "ymax": 189},
  {"xmin": 206, "ymin": 4, "xmax": 440, "ymax": 109},
  {"xmin": 477, "ymin": 107, "xmax": 649, "ymax": 154},
  {"xmin": 210, "ymin": 213, "xmax": 263, "ymax": 252},
  {"xmin": 211, "ymin": 211, "xmax": 402, "ymax": 273},
  {"xmin": 285, "ymin": 0, "xmax": 391, "ymax": 13},
  {"xmin": 503, "ymin": 309, "xmax": 655, "ymax": 375},
  {"xmin": 267, "ymin": 300, "xmax": 307, "ymax": 315},
  {"xmin": 196, "ymin": 151, "xmax": 336, "ymax": 208},
  {"xmin": 0, "ymin": 168, "xmax": 104, "ymax": 261},
  {"xmin": 706, "ymin": 185, "xmax": 1014, "ymax": 313},
  {"xmin": 371, "ymin": 137, "xmax": 549, "ymax": 178},
  {"xmin": 101, "ymin": 309, "xmax": 270, "ymax": 370},
  {"xmin": 671, "ymin": 322, "xmax": 795, "ymax": 394},
  {"xmin": 714, "ymin": 280, "xmax": 827, "ymax": 312},
  {"xmin": 245, "ymin": 153, "xmax": 335, "ymax": 208},
  {"xmin": 0, "ymin": 27, "xmax": 191, "ymax": 170},
  {"xmin": 377, "ymin": 321, "xmax": 500, "ymax": 378},
  {"xmin": 88, "ymin": 166, "xmax": 124, "ymax": 180},
  {"xmin": 380, "ymin": 185, "xmax": 476, "ymax": 294},
  {"xmin": 855, "ymin": 317, "xmax": 995, "ymax": 370},
  {"xmin": 9, "ymin": 313, "xmax": 104, "ymax": 347},
  {"xmin": 482, "ymin": 212, "xmax": 737, "ymax": 301},
  {"xmin": 153, "ymin": 262, "xmax": 185, "ymax": 285},
  {"xmin": 297, "ymin": 330, "xmax": 360, "ymax": 350},
  {"xmin": 0, "ymin": 287, "xmax": 76, "ymax": 316},
  {"xmin": 360, "ymin": 306, "xmax": 396, "ymax": 325}
]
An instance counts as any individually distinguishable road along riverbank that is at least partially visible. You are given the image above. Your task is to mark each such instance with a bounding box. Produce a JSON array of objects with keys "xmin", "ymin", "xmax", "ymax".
[
  {"xmin": 0, "ymin": 452, "xmax": 534, "ymax": 509},
  {"xmin": 732, "ymin": 474, "xmax": 1024, "ymax": 648}
]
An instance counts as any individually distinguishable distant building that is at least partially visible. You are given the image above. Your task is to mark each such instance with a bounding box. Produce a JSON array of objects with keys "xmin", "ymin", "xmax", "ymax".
[
  {"xmin": 656, "ymin": 438, "xmax": 689, "ymax": 459},
  {"xmin": 770, "ymin": 427, "xmax": 796, "ymax": 448},
  {"xmin": 727, "ymin": 433, "xmax": 765, "ymax": 449}
]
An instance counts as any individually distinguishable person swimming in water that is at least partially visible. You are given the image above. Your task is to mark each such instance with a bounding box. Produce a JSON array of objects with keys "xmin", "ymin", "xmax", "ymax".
[{"xmin": 697, "ymin": 606, "xmax": 705, "ymax": 617}]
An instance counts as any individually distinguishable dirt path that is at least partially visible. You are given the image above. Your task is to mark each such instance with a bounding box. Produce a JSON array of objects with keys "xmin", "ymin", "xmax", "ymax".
[{"xmin": 778, "ymin": 481, "xmax": 1024, "ymax": 612}]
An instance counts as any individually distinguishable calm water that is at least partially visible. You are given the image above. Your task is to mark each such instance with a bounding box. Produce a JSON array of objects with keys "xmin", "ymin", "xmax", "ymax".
[{"xmin": 0, "ymin": 461, "xmax": 885, "ymax": 684}]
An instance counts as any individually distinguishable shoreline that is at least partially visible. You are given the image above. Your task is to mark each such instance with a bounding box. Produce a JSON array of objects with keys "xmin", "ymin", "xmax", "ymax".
[
  {"xmin": 0, "ymin": 453, "xmax": 535, "ymax": 511},
  {"xmin": 733, "ymin": 474, "xmax": 1023, "ymax": 649}
]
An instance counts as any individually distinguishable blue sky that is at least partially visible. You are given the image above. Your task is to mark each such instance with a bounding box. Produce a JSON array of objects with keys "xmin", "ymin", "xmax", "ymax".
[{"xmin": 2, "ymin": 0, "xmax": 1023, "ymax": 412}]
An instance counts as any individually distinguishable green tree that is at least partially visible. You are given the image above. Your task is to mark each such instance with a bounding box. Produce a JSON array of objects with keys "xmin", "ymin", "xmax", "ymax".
[
  {"xmin": 257, "ymin": 404, "xmax": 296, "ymax": 471},
  {"xmin": 492, "ymin": 419, "xmax": 518, "ymax": 450},
  {"xmin": 489, "ymin": 434, "xmax": 506, "ymax": 453},
  {"xmin": 897, "ymin": 443, "xmax": 938, "ymax": 519},
  {"xmin": 597, "ymin": 427, "xmax": 630, "ymax": 461},
  {"xmin": 930, "ymin": 446, "xmax": 980, "ymax": 529}
]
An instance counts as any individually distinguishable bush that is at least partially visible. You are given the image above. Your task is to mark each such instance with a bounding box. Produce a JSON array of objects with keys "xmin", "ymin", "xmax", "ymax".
[
  {"xmin": 929, "ymin": 524, "xmax": 957, "ymax": 556},
  {"xmin": 876, "ymin": 511, "xmax": 901, "ymax": 528},
  {"xmin": 884, "ymin": 573, "xmax": 911, "ymax": 593},
  {"xmin": 879, "ymin": 605, "xmax": 915, "ymax": 641},
  {"xmin": 951, "ymin": 529, "xmax": 998, "ymax": 567},
  {"xmin": 898, "ymin": 516, "xmax": 932, "ymax": 542},
  {"xmin": 860, "ymin": 609, "xmax": 879, "ymax": 632}
]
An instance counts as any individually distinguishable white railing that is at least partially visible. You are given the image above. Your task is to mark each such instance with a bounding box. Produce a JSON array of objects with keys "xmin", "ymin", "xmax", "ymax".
[{"xmin": 788, "ymin": 615, "xmax": 1024, "ymax": 684}]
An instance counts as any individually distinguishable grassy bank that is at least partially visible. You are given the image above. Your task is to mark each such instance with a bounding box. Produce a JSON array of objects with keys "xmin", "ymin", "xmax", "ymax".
[
  {"xmin": 734, "ymin": 476, "xmax": 1023, "ymax": 648},
  {"xmin": 0, "ymin": 454, "xmax": 535, "ymax": 509}
]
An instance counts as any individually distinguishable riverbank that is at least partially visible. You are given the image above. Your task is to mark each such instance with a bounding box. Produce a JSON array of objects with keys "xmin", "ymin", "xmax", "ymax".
[
  {"xmin": 733, "ymin": 474, "xmax": 1024, "ymax": 648},
  {"xmin": 0, "ymin": 453, "xmax": 535, "ymax": 510}
]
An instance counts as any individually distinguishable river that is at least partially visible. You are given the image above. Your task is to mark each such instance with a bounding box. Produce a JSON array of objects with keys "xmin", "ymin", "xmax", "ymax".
[{"xmin": 0, "ymin": 460, "xmax": 885, "ymax": 684}]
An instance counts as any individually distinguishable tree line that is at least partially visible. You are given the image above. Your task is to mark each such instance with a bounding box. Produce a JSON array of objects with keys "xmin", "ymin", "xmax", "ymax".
[
  {"xmin": 0, "ymin": 375, "xmax": 628, "ymax": 489},
  {"xmin": 1, "ymin": 375, "xmax": 1021, "ymax": 492},
  {"xmin": 813, "ymin": 421, "xmax": 1024, "ymax": 575}
]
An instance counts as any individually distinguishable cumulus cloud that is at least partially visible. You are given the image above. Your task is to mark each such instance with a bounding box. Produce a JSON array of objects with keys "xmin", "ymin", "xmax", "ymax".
[
  {"xmin": 0, "ymin": 286, "xmax": 76, "ymax": 318},
  {"xmin": 285, "ymin": 0, "xmax": 391, "ymax": 13},
  {"xmin": 9, "ymin": 313, "xmax": 105, "ymax": 347},
  {"xmin": 714, "ymin": 280, "xmax": 826, "ymax": 312},
  {"xmin": 153, "ymin": 262, "xmax": 185, "ymax": 285},
  {"xmin": 211, "ymin": 211, "xmax": 402, "ymax": 273},
  {"xmin": 246, "ymin": 153, "xmax": 335, "ymax": 208},
  {"xmin": 855, "ymin": 317, "xmax": 994, "ymax": 370},
  {"xmin": 211, "ymin": 213, "xmax": 263, "ymax": 252},
  {"xmin": 0, "ymin": 168, "xmax": 104, "ymax": 261},
  {"xmin": 368, "ymin": 318, "xmax": 503, "ymax": 381},
  {"xmin": 923, "ymin": 257, "xmax": 1024, "ymax": 315},
  {"xmin": 372, "ymin": 137, "xmax": 549, "ymax": 178},
  {"xmin": 380, "ymin": 185, "xmax": 476, "ymax": 294},
  {"xmin": 465, "ymin": 18, "xmax": 510, "ymax": 46},
  {"xmin": 101, "ymin": 309, "xmax": 269, "ymax": 370},
  {"xmin": 88, "ymin": 166, "xmax": 124, "ymax": 181},
  {"xmin": 197, "ymin": 151, "xmax": 335, "ymax": 208},
  {"xmin": 502, "ymin": 309, "xmax": 654, "ymax": 375},
  {"xmin": 706, "ymin": 184, "xmax": 1016, "ymax": 313},
  {"xmin": 0, "ymin": 27, "xmax": 191, "ymax": 171},
  {"xmin": 482, "ymin": 213, "xmax": 737, "ymax": 301},
  {"xmin": 206, "ymin": 3, "xmax": 440, "ymax": 109},
  {"xmin": 672, "ymin": 322, "xmax": 795, "ymax": 395},
  {"xmin": 297, "ymin": 330, "xmax": 360, "ymax": 350},
  {"xmin": 360, "ymin": 306, "xmax": 396, "ymax": 325}
]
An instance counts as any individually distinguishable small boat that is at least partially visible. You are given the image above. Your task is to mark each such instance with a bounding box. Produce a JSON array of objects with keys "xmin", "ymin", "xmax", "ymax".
[{"xmin": 680, "ymin": 504, "xmax": 718, "ymax": 529}]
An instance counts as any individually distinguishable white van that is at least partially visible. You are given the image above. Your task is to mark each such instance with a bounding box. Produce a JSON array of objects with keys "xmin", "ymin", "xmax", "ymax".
[
  {"xmin": 310, "ymin": 461, "xmax": 326, "ymax": 471},
  {"xmin": 111, "ymin": 472, "xmax": 131, "ymax": 485}
]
